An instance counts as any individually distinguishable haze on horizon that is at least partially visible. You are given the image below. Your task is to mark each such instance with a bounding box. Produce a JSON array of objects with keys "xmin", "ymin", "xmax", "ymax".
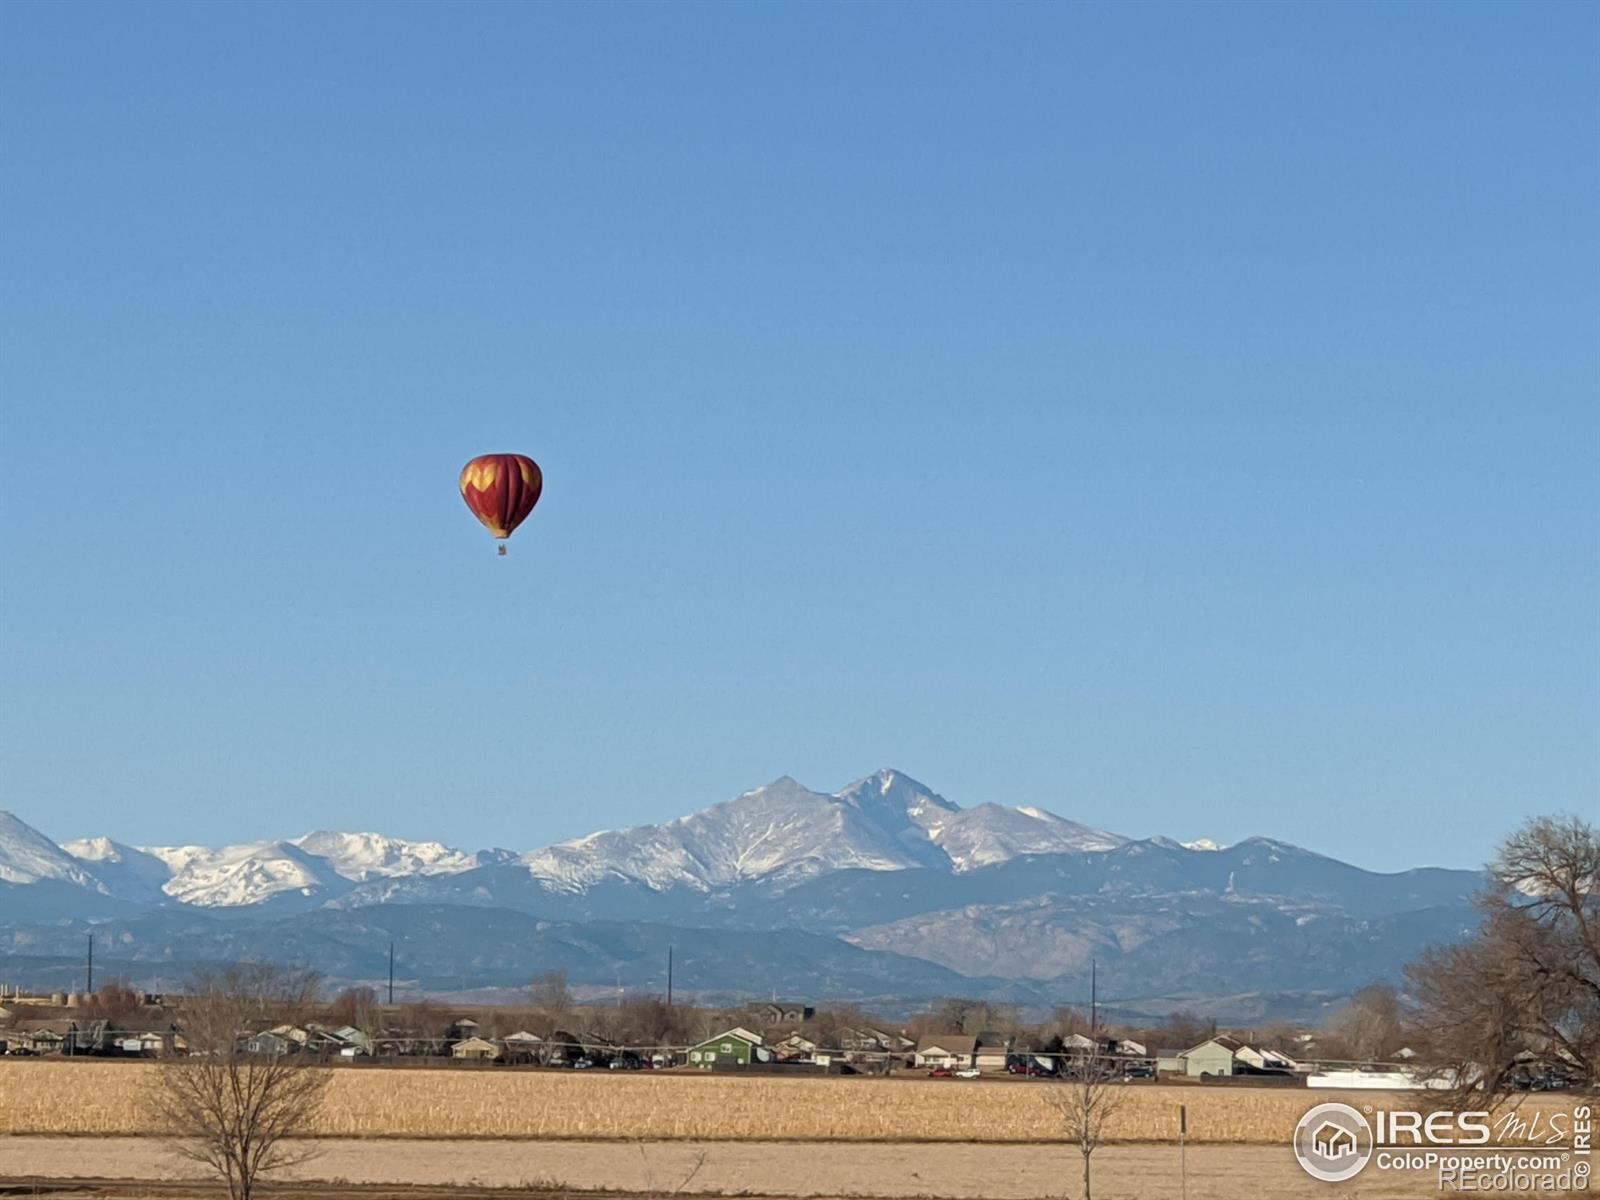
[{"xmin": 1, "ymin": 1, "xmax": 1595, "ymax": 874}]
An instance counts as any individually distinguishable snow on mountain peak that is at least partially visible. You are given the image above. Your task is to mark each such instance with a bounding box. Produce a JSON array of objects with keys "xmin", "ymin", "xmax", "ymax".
[
  {"xmin": 136, "ymin": 840, "xmax": 342, "ymax": 908},
  {"xmin": 0, "ymin": 811, "xmax": 105, "ymax": 889},
  {"xmin": 911, "ymin": 801, "xmax": 1127, "ymax": 871},
  {"xmin": 60, "ymin": 835, "xmax": 120, "ymax": 862},
  {"xmin": 515, "ymin": 770, "xmax": 1128, "ymax": 894},
  {"xmin": 836, "ymin": 768, "xmax": 958, "ymax": 816},
  {"xmin": 1182, "ymin": 838, "xmax": 1227, "ymax": 852},
  {"xmin": 62, "ymin": 836, "xmax": 172, "ymax": 902},
  {"xmin": 12, "ymin": 768, "xmax": 1135, "ymax": 908},
  {"xmin": 290, "ymin": 831, "xmax": 480, "ymax": 881}
]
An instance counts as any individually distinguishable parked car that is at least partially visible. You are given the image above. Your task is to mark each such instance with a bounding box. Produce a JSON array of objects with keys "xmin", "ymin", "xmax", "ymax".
[
  {"xmin": 955, "ymin": 1068, "xmax": 981, "ymax": 1079},
  {"xmin": 1516, "ymin": 1069, "xmax": 1581, "ymax": 1092},
  {"xmin": 928, "ymin": 1066, "xmax": 955, "ymax": 1078},
  {"xmin": 1121, "ymin": 1063, "xmax": 1156, "ymax": 1079},
  {"xmin": 571, "ymin": 1057, "xmax": 595, "ymax": 1069}
]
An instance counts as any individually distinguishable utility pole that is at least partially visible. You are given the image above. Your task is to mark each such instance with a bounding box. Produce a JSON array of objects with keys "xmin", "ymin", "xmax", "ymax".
[
  {"xmin": 85, "ymin": 933, "xmax": 94, "ymax": 995},
  {"xmin": 666, "ymin": 945, "xmax": 673, "ymax": 1007},
  {"xmin": 1090, "ymin": 958, "xmax": 1097, "ymax": 1032},
  {"xmin": 387, "ymin": 940, "xmax": 395, "ymax": 1006}
]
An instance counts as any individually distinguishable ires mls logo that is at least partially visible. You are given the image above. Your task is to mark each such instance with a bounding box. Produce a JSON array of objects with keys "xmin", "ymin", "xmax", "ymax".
[
  {"xmin": 1293, "ymin": 1101, "xmax": 1593, "ymax": 1189},
  {"xmin": 1295, "ymin": 1103, "xmax": 1375, "ymax": 1182}
]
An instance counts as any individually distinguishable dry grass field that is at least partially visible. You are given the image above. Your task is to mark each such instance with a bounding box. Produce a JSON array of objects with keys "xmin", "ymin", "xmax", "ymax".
[
  {"xmin": 0, "ymin": 1059, "xmax": 1577, "ymax": 1144},
  {"xmin": 0, "ymin": 1135, "xmax": 1591, "ymax": 1199}
]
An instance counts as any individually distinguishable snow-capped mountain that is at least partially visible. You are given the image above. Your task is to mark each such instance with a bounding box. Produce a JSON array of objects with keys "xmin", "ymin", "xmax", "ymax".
[
  {"xmin": 1, "ymin": 812, "xmax": 104, "ymax": 890},
  {"xmin": 6, "ymin": 770, "xmax": 1127, "ymax": 909},
  {"xmin": 290, "ymin": 831, "xmax": 486, "ymax": 881},
  {"xmin": 135, "ymin": 840, "xmax": 346, "ymax": 908},
  {"xmin": 59, "ymin": 837, "xmax": 172, "ymax": 904},
  {"xmin": 0, "ymin": 786, "xmax": 1486, "ymax": 1018},
  {"xmin": 47, "ymin": 827, "xmax": 492, "ymax": 910},
  {"xmin": 519, "ymin": 769, "xmax": 1126, "ymax": 894}
]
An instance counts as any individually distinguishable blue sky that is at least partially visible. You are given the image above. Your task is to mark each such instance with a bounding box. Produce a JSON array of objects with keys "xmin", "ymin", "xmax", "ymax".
[{"xmin": 2, "ymin": 1, "xmax": 1594, "ymax": 871}]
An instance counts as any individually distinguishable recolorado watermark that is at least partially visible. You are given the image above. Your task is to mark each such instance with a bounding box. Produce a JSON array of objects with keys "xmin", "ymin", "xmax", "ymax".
[{"xmin": 1292, "ymin": 1100, "xmax": 1592, "ymax": 1191}]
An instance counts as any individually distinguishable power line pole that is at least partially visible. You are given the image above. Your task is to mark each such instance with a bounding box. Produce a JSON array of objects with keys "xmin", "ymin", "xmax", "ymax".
[
  {"xmin": 387, "ymin": 940, "xmax": 395, "ymax": 1005},
  {"xmin": 666, "ymin": 945, "xmax": 673, "ymax": 1007},
  {"xmin": 85, "ymin": 933, "xmax": 94, "ymax": 995},
  {"xmin": 1090, "ymin": 958, "xmax": 1097, "ymax": 1032}
]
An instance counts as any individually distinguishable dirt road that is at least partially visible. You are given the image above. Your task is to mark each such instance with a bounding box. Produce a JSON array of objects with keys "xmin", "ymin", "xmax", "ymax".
[{"xmin": 0, "ymin": 1135, "xmax": 1539, "ymax": 1198}]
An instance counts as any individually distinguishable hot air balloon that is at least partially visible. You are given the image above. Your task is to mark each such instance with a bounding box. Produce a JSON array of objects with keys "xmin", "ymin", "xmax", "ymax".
[{"xmin": 459, "ymin": 453, "xmax": 543, "ymax": 555}]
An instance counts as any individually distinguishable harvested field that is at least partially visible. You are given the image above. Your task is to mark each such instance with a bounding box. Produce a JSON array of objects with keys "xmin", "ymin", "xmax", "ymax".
[
  {"xmin": 0, "ymin": 1060, "xmax": 1579, "ymax": 1145},
  {"xmin": 0, "ymin": 1135, "xmax": 1591, "ymax": 1198}
]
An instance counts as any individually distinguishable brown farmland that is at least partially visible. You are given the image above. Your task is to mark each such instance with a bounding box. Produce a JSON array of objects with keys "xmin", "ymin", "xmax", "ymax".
[{"xmin": 0, "ymin": 1059, "xmax": 1577, "ymax": 1143}]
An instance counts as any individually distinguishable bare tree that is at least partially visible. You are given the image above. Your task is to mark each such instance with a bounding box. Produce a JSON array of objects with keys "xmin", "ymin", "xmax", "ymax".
[
  {"xmin": 325, "ymin": 985, "xmax": 381, "ymax": 1034},
  {"xmin": 1153, "ymin": 1010, "xmax": 1214, "ymax": 1051},
  {"xmin": 395, "ymin": 999, "xmax": 452, "ymax": 1054},
  {"xmin": 80, "ymin": 980, "xmax": 145, "ymax": 1027},
  {"xmin": 1407, "ymin": 814, "xmax": 1599, "ymax": 1102},
  {"xmin": 1324, "ymin": 982, "xmax": 1402, "ymax": 1062},
  {"xmin": 144, "ymin": 965, "xmax": 330, "ymax": 1200},
  {"xmin": 530, "ymin": 968, "xmax": 573, "ymax": 1035},
  {"xmin": 1044, "ymin": 1053, "xmax": 1128, "ymax": 1200}
]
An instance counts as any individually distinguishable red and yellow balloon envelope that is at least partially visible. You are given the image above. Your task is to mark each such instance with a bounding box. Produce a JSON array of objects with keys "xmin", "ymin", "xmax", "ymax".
[{"xmin": 459, "ymin": 453, "xmax": 543, "ymax": 555}]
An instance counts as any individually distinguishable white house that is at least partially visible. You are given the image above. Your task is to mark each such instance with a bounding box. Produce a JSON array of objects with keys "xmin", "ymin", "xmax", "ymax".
[{"xmin": 914, "ymin": 1035, "xmax": 976, "ymax": 1069}]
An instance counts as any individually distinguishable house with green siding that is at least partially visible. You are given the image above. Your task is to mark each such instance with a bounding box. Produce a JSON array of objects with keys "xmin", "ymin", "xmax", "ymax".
[{"xmin": 687, "ymin": 1026, "xmax": 771, "ymax": 1068}]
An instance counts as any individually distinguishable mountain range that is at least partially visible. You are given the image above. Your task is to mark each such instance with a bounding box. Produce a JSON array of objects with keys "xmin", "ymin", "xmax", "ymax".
[{"xmin": 0, "ymin": 770, "xmax": 1484, "ymax": 1022}]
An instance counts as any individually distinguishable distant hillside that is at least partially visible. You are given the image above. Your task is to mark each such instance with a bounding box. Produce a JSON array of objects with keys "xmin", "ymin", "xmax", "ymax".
[{"xmin": 0, "ymin": 768, "xmax": 1484, "ymax": 1020}]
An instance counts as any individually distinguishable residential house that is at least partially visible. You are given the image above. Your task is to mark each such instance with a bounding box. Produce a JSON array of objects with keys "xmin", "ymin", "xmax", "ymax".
[
  {"xmin": 1155, "ymin": 1048, "xmax": 1186, "ymax": 1073},
  {"xmin": 913, "ymin": 1035, "xmax": 977, "ymax": 1070},
  {"xmin": 687, "ymin": 1027, "xmax": 770, "ymax": 1068},
  {"xmin": 1229, "ymin": 1041, "xmax": 1302, "ymax": 1073},
  {"xmin": 501, "ymin": 1031, "xmax": 544, "ymax": 1063},
  {"xmin": 451, "ymin": 1036, "xmax": 501, "ymax": 1061},
  {"xmin": 65, "ymin": 1019, "xmax": 115, "ymax": 1055},
  {"xmin": 837, "ymin": 1027, "xmax": 914, "ymax": 1056},
  {"xmin": 1233, "ymin": 1043, "xmax": 1270, "ymax": 1069},
  {"xmin": 328, "ymin": 1026, "xmax": 373, "ymax": 1058},
  {"xmin": 303, "ymin": 1027, "xmax": 354, "ymax": 1058},
  {"xmin": 754, "ymin": 1002, "xmax": 814, "ymax": 1024},
  {"xmin": 580, "ymin": 1031, "xmax": 623, "ymax": 1063},
  {"xmin": 973, "ymin": 1032, "xmax": 1013, "ymax": 1073},
  {"xmin": 378, "ymin": 1023, "xmax": 437, "ymax": 1058},
  {"xmin": 2, "ymin": 1019, "xmax": 73, "ymax": 1054},
  {"xmin": 242, "ymin": 1031, "xmax": 295, "ymax": 1057},
  {"xmin": 115, "ymin": 1031, "xmax": 167, "ymax": 1057},
  {"xmin": 545, "ymin": 1029, "xmax": 582, "ymax": 1065},
  {"xmin": 1259, "ymin": 1048, "xmax": 1307, "ymax": 1072},
  {"xmin": 773, "ymin": 1033, "xmax": 818, "ymax": 1062},
  {"xmin": 1179, "ymin": 1035, "xmax": 1248, "ymax": 1077}
]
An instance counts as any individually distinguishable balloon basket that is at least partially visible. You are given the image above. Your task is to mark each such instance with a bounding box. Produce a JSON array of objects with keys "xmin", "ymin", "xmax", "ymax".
[{"xmin": 497, "ymin": 543, "xmax": 507, "ymax": 556}]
